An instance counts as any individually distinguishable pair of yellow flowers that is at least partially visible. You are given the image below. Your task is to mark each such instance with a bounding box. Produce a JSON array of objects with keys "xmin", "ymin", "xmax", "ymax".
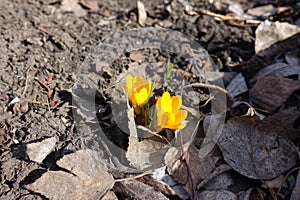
[{"xmin": 126, "ymin": 74, "xmax": 188, "ymax": 130}]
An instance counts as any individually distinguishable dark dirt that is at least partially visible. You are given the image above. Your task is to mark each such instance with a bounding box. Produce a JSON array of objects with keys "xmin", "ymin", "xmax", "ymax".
[{"xmin": 0, "ymin": 0, "xmax": 299, "ymax": 199}]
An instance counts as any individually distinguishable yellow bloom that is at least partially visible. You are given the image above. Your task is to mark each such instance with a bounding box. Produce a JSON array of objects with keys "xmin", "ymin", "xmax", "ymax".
[
  {"xmin": 126, "ymin": 74, "xmax": 152, "ymax": 108},
  {"xmin": 156, "ymin": 91, "xmax": 188, "ymax": 130}
]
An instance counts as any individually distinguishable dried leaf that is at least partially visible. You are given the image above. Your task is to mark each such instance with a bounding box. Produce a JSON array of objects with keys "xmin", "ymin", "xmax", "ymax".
[
  {"xmin": 201, "ymin": 114, "xmax": 225, "ymax": 158},
  {"xmin": 264, "ymin": 117, "xmax": 300, "ymax": 142},
  {"xmin": 129, "ymin": 51, "xmax": 144, "ymax": 63},
  {"xmin": 285, "ymin": 50, "xmax": 300, "ymax": 66},
  {"xmin": 26, "ymin": 137, "xmax": 57, "ymax": 163},
  {"xmin": 255, "ymin": 21, "xmax": 300, "ymax": 54},
  {"xmin": 114, "ymin": 179, "xmax": 168, "ymax": 200},
  {"xmin": 226, "ymin": 73, "xmax": 248, "ymax": 98},
  {"xmin": 153, "ymin": 166, "xmax": 190, "ymax": 199},
  {"xmin": 25, "ymin": 149, "xmax": 114, "ymax": 200},
  {"xmin": 237, "ymin": 188, "xmax": 253, "ymax": 200},
  {"xmin": 126, "ymin": 104, "xmax": 167, "ymax": 170},
  {"xmin": 198, "ymin": 190, "xmax": 237, "ymax": 200},
  {"xmin": 61, "ymin": 0, "xmax": 87, "ymax": 17},
  {"xmin": 228, "ymin": 2, "xmax": 246, "ymax": 19},
  {"xmin": 250, "ymin": 63, "xmax": 300, "ymax": 84},
  {"xmin": 79, "ymin": 0, "xmax": 99, "ymax": 12},
  {"xmin": 137, "ymin": 0, "xmax": 147, "ymax": 26},
  {"xmin": 219, "ymin": 116, "xmax": 298, "ymax": 179},
  {"xmin": 222, "ymin": 72, "xmax": 238, "ymax": 86},
  {"xmin": 271, "ymin": 107, "xmax": 300, "ymax": 126},
  {"xmin": 249, "ymin": 76, "xmax": 300, "ymax": 112},
  {"xmin": 247, "ymin": 5, "xmax": 275, "ymax": 19},
  {"xmin": 204, "ymin": 172, "xmax": 234, "ymax": 190},
  {"xmin": 126, "ymin": 129, "xmax": 167, "ymax": 170},
  {"xmin": 138, "ymin": 173, "xmax": 177, "ymax": 196},
  {"xmin": 165, "ymin": 144, "xmax": 215, "ymax": 195},
  {"xmin": 263, "ymin": 175, "xmax": 285, "ymax": 189},
  {"xmin": 101, "ymin": 190, "xmax": 118, "ymax": 200}
]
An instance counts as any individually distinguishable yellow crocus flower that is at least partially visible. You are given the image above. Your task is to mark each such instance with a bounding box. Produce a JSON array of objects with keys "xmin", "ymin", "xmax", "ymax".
[
  {"xmin": 126, "ymin": 74, "xmax": 152, "ymax": 109},
  {"xmin": 156, "ymin": 91, "xmax": 188, "ymax": 130}
]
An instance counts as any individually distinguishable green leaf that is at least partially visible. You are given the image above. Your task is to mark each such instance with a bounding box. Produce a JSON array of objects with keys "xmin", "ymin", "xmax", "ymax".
[{"xmin": 166, "ymin": 62, "xmax": 174, "ymax": 79}]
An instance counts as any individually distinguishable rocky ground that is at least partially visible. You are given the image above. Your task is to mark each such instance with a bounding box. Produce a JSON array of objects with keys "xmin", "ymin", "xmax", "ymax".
[{"xmin": 0, "ymin": 0, "xmax": 299, "ymax": 199}]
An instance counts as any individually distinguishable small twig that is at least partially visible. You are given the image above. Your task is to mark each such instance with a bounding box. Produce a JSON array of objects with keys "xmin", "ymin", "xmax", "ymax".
[
  {"xmin": 186, "ymin": 9, "xmax": 243, "ymax": 21},
  {"xmin": 199, "ymin": 90, "xmax": 217, "ymax": 108},
  {"xmin": 228, "ymin": 21, "xmax": 260, "ymax": 28},
  {"xmin": 264, "ymin": 184, "xmax": 278, "ymax": 200},
  {"xmin": 184, "ymin": 8, "xmax": 260, "ymax": 27},
  {"xmin": 31, "ymin": 100, "xmax": 50, "ymax": 106},
  {"xmin": 197, "ymin": 164, "xmax": 232, "ymax": 190},
  {"xmin": 38, "ymin": 26, "xmax": 51, "ymax": 35},
  {"xmin": 180, "ymin": 130, "xmax": 196, "ymax": 200},
  {"xmin": 183, "ymin": 82, "xmax": 229, "ymax": 96},
  {"xmin": 115, "ymin": 170, "xmax": 154, "ymax": 183},
  {"xmin": 35, "ymin": 77, "xmax": 63, "ymax": 109}
]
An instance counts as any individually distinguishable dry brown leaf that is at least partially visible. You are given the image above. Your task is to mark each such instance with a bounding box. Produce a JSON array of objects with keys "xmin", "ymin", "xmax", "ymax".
[
  {"xmin": 203, "ymin": 172, "xmax": 234, "ymax": 190},
  {"xmin": 125, "ymin": 99, "xmax": 168, "ymax": 170},
  {"xmin": 263, "ymin": 175, "xmax": 285, "ymax": 189},
  {"xmin": 267, "ymin": 108, "xmax": 300, "ymax": 141},
  {"xmin": 61, "ymin": 0, "xmax": 87, "ymax": 17},
  {"xmin": 79, "ymin": 0, "xmax": 99, "ymax": 12},
  {"xmin": 25, "ymin": 149, "xmax": 115, "ymax": 200},
  {"xmin": 101, "ymin": 190, "xmax": 118, "ymax": 200},
  {"xmin": 226, "ymin": 73, "xmax": 248, "ymax": 98},
  {"xmin": 138, "ymin": 173, "xmax": 177, "ymax": 196},
  {"xmin": 198, "ymin": 190, "xmax": 237, "ymax": 200},
  {"xmin": 264, "ymin": 117, "xmax": 300, "ymax": 142},
  {"xmin": 201, "ymin": 114, "xmax": 225, "ymax": 158},
  {"xmin": 129, "ymin": 51, "xmax": 144, "ymax": 63},
  {"xmin": 165, "ymin": 144, "xmax": 215, "ymax": 195},
  {"xmin": 255, "ymin": 21, "xmax": 300, "ymax": 54},
  {"xmin": 114, "ymin": 179, "xmax": 168, "ymax": 200},
  {"xmin": 219, "ymin": 116, "xmax": 298, "ymax": 179},
  {"xmin": 250, "ymin": 63, "xmax": 300, "ymax": 84},
  {"xmin": 271, "ymin": 107, "xmax": 300, "ymax": 126},
  {"xmin": 126, "ymin": 128, "xmax": 167, "ymax": 170},
  {"xmin": 247, "ymin": 5, "xmax": 275, "ymax": 19},
  {"xmin": 26, "ymin": 137, "xmax": 57, "ymax": 163},
  {"xmin": 249, "ymin": 76, "xmax": 300, "ymax": 112},
  {"xmin": 285, "ymin": 50, "xmax": 300, "ymax": 66}
]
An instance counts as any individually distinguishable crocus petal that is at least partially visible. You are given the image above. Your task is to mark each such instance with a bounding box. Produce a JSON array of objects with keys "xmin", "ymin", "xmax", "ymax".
[
  {"xmin": 155, "ymin": 91, "xmax": 188, "ymax": 130},
  {"xmin": 160, "ymin": 91, "xmax": 172, "ymax": 113},
  {"xmin": 145, "ymin": 80, "xmax": 151, "ymax": 94},
  {"xmin": 134, "ymin": 87, "xmax": 148, "ymax": 106},
  {"xmin": 166, "ymin": 112, "xmax": 175, "ymax": 125},
  {"xmin": 156, "ymin": 105, "xmax": 167, "ymax": 128},
  {"xmin": 126, "ymin": 74, "xmax": 133, "ymax": 93},
  {"xmin": 175, "ymin": 110, "xmax": 188, "ymax": 122},
  {"xmin": 134, "ymin": 75, "xmax": 144, "ymax": 89},
  {"xmin": 172, "ymin": 95, "xmax": 182, "ymax": 112},
  {"xmin": 126, "ymin": 74, "xmax": 152, "ymax": 109}
]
